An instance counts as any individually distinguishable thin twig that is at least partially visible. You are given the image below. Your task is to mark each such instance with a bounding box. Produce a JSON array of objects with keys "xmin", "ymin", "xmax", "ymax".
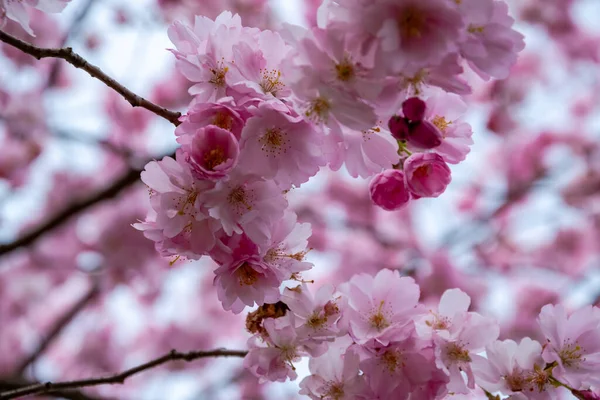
[
  {"xmin": 0, "ymin": 349, "xmax": 248, "ymax": 400},
  {"xmin": 15, "ymin": 284, "xmax": 100, "ymax": 375},
  {"xmin": 0, "ymin": 30, "xmax": 182, "ymax": 126},
  {"xmin": 0, "ymin": 149, "xmax": 175, "ymax": 258},
  {"xmin": 0, "ymin": 379, "xmax": 108, "ymax": 400},
  {"xmin": 46, "ymin": 0, "xmax": 97, "ymax": 88},
  {"xmin": 1, "ymin": 167, "xmax": 141, "ymax": 257}
]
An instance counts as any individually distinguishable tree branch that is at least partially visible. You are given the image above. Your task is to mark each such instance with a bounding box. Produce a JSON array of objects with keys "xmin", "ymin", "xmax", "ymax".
[
  {"xmin": 0, "ymin": 379, "xmax": 108, "ymax": 400},
  {"xmin": 0, "ymin": 167, "xmax": 141, "ymax": 257},
  {"xmin": 0, "ymin": 349, "xmax": 248, "ymax": 400},
  {"xmin": 0, "ymin": 30, "xmax": 182, "ymax": 126},
  {"xmin": 14, "ymin": 284, "xmax": 100, "ymax": 375}
]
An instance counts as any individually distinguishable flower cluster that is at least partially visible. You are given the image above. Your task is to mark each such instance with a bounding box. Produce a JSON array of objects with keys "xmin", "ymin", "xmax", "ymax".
[
  {"xmin": 245, "ymin": 269, "xmax": 600, "ymax": 399},
  {"xmin": 136, "ymin": 0, "xmax": 525, "ymax": 313},
  {"xmin": 0, "ymin": 0, "xmax": 71, "ymax": 36}
]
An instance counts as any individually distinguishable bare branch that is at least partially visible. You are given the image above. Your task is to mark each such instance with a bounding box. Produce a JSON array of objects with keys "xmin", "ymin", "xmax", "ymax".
[
  {"xmin": 0, "ymin": 30, "xmax": 182, "ymax": 126},
  {"xmin": 0, "ymin": 349, "xmax": 248, "ymax": 400},
  {"xmin": 0, "ymin": 167, "xmax": 140, "ymax": 257},
  {"xmin": 15, "ymin": 284, "xmax": 100, "ymax": 375},
  {"xmin": 0, "ymin": 379, "xmax": 108, "ymax": 400}
]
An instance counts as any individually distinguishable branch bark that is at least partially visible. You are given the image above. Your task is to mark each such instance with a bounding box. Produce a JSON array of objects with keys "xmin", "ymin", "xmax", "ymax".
[
  {"xmin": 0, "ymin": 167, "xmax": 141, "ymax": 256},
  {"xmin": 0, "ymin": 30, "xmax": 182, "ymax": 126},
  {"xmin": 14, "ymin": 284, "xmax": 100, "ymax": 375},
  {"xmin": 0, "ymin": 349, "xmax": 248, "ymax": 400},
  {"xmin": 0, "ymin": 379, "xmax": 108, "ymax": 400}
]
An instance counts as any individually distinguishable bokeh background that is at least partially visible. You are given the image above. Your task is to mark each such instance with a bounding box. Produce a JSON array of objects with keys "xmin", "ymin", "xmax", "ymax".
[{"xmin": 1, "ymin": 0, "xmax": 600, "ymax": 399}]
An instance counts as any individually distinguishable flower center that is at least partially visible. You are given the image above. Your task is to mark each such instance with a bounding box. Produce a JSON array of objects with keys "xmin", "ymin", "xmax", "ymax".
[
  {"xmin": 307, "ymin": 312, "xmax": 328, "ymax": 329},
  {"xmin": 382, "ymin": 350, "xmax": 404, "ymax": 372},
  {"xmin": 559, "ymin": 342, "xmax": 584, "ymax": 368},
  {"xmin": 228, "ymin": 186, "xmax": 252, "ymax": 211},
  {"xmin": 259, "ymin": 128, "xmax": 286, "ymax": 153},
  {"xmin": 305, "ymin": 97, "xmax": 331, "ymax": 123},
  {"xmin": 468, "ymin": 24, "xmax": 485, "ymax": 34},
  {"xmin": 236, "ymin": 262, "xmax": 259, "ymax": 286},
  {"xmin": 260, "ymin": 69, "xmax": 284, "ymax": 95},
  {"xmin": 445, "ymin": 342, "xmax": 471, "ymax": 364},
  {"xmin": 322, "ymin": 382, "xmax": 345, "ymax": 400},
  {"xmin": 402, "ymin": 69, "xmax": 428, "ymax": 95},
  {"xmin": 203, "ymin": 147, "xmax": 226, "ymax": 170},
  {"xmin": 432, "ymin": 115, "xmax": 451, "ymax": 133},
  {"xmin": 369, "ymin": 300, "xmax": 391, "ymax": 331},
  {"xmin": 212, "ymin": 112, "xmax": 233, "ymax": 131},
  {"xmin": 209, "ymin": 62, "xmax": 228, "ymax": 87},
  {"xmin": 413, "ymin": 165, "xmax": 431, "ymax": 179},
  {"xmin": 335, "ymin": 57, "xmax": 355, "ymax": 82},
  {"xmin": 505, "ymin": 369, "xmax": 526, "ymax": 392},
  {"xmin": 399, "ymin": 6, "xmax": 425, "ymax": 38}
]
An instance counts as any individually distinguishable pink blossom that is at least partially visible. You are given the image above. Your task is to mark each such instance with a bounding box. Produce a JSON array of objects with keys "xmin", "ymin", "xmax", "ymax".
[
  {"xmin": 168, "ymin": 12, "xmax": 251, "ymax": 102},
  {"xmin": 245, "ymin": 315, "xmax": 304, "ymax": 382},
  {"xmin": 404, "ymin": 153, "xmax": 451, "ymax": 198},
  {"xmin": 329, "ymin": 125, "xmax": 399, "ymax": 179},
  {"xmin": 299, "ymin": 340, "xmax": 368, "ymax": 399},
  {"xmin": 339, "ymin": 268, "xmax": 421, "ymax": 345},
  {"xmin": 433, "ymin": 312, "xmax": 499, "ymax": 394},
  {"xmin": 238, "ymin": 103, "xmax": 325, "ymax": 189},
  {"xmin": 281, "ymin": 283, "xmax": 343, "ymax": 343},
  {"xmin": 473, "ymin": 338, "xmax": 551, "ymax": 397},
  {"xmin": 177, "ymin": 125, "xmax": 240, "ymax": 180},
  {"xmin": 369, "ymin": 169, "xmax": 411, "ymax": 211},
  {"xmin": 538, "ymin": 304, "xmax": 600, "ymax": 388},
  {"xmin": 133, "ymin": 157, "xmax": 218, "ymax": 259},
  {"xmin": 257, "ymin": 211, "xmax": 314, "ymax": 277},
  {"xmin": 175, "ymin": 99, "xmax": 245, "ymax": 140},
  {"xmin": 291, "ymin": 76, "xmax": 378, "ymax": 136},
  {"xmin": 227, "ymin": 29, "xmax": 293, "ymax": 107},
  {"xmin": 212, "ymin": 234, "xmax": 282, "ymax": 313},
  {"xmin": 202, "ymin": 173, "xmax": 287, "ymax": 245},
  {"xmin": 367, "ymin": 0, "xmax": 464, "ymax": 71},
  {"xmin": 423, "ymin": 92, "xmax": 474, "ymax": 164},
  {"xmin": 458, "ymin": 0, "xmax": 526, "ymax": 80},
  {"xmin": 291, "ymin": 25, "xmax": 384, "ymax": 100},
  {"xmin": 358, "ymin": 329, "xmax": 434, "ymax": 397}
]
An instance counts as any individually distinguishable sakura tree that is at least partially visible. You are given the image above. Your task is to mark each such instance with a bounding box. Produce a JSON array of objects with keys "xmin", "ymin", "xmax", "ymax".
[{"xmin": 1, "ymin": 0, "xmax": 600, "ymax": 399}]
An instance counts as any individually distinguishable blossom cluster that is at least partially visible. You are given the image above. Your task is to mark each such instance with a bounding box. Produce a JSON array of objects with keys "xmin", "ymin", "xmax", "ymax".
[
  {"xmin": 135, "ymin": 0, "xmax": 524, "ymax": 313},
  {"xmin": 0, "ymin": 0, "xmax": 71, "ymax": 36},
  {"xmin": 244, "ymin": 269, "xmax": 600, "ymax": 399}
]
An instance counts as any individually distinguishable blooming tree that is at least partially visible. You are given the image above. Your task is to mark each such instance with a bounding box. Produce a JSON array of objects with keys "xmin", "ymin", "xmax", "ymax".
[{"xmin": 1, "ymin": 0, "xmax": 600, "ymax": 399}]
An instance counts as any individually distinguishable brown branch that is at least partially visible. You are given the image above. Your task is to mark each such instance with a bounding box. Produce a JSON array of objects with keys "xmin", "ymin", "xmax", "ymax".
[
  {"xmin": 14, "ymin": 284, "xmax": 100, "ymax": 375},
  {"xmin": 0, "ymin": 30, "xmax": 182, "ymax": 126},
  {"xmin": 0, "ymin": 148, "xmax": 175, "ymax": 258},
  {"xmin": 0, "ymin": 349, "xmax": 248, "ymax": 400},
  {"xmin": 0, "ymin": 167, "xmax": 141, "ymax": 257},
  {"xmin": 0, "ymin": 379, "xmax": 109, "ymax": 400}
]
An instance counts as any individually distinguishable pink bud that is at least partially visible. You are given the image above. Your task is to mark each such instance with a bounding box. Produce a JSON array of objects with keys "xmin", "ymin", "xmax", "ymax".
[
  {"xmin": 402, "ymin": 97, "xmax": 426, "ymax": 121},
  {"xmin": 407, "ymin": 120, "xmax": 443, "ymax": 149},
  {"xmin": 369, "ymin": 169, "xmax": 411, "ymax": 211},
  {"xmin": 388, "ymin": 115, "xmax": 410, "ymax": 141},
  {"xmin": 573, "ymin": 390, "xmax": 600, "ymax": 400},
  {"xmin": 182, "ymin": 125, "xmax": 240, "ymax": 179},
  {"xmin": 404, "ymin": 153, "xmax": 451, "ymax": 198}
]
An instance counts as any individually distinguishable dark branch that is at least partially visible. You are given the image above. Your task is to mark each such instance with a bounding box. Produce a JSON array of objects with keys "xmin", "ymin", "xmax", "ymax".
[
  {"xmin": 0, "ymin": 167, "xmax": 141, "ymax": 256},
  {"xmin": 15, "ymin": 284, "xmax": 100, "ymax": 375},
  {"xmin": 0, "ymin": 30, "xmax": 182, "ymax": 126},
  {"xmin": 0, "ymin": 148, "xmax": 174, "ymax": 258},
  {"xmin": 0, "ymin": 379, "xmax": 108, "ymax": 400},
  {"xmin": 0, "ymin": 349, "xmax": 248, "ymax": 400}
]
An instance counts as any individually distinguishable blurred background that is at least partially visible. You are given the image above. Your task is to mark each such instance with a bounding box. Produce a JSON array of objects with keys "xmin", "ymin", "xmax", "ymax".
[{"xmin": 1, "ymin": 0, "xmax": 600, "ymax": 399}]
